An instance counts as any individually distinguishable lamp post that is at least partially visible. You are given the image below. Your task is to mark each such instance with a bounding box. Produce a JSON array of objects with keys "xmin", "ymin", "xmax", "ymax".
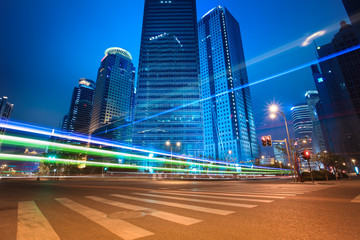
[
  {"xmin": 269, "ymin": 104, "xmax": 298, "ymax": 182},
  {"xmin": 165, "ymin": 141, "xmax": 181, "ymax": 177}
]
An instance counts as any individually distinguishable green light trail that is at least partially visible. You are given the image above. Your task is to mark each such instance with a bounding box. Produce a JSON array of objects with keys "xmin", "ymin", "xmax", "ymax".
[
  {"xmin": 0, "ymin": 153, "xmax": 287, "ymax": 175},
  {"xmin": 0, "ymin": 135, "xmax": 289, "ymax": 174}
]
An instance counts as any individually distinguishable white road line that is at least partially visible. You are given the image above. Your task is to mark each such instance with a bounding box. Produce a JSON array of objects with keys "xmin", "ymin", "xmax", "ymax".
[
  {"xmin": 149, "ymin": 191, "xmax": 274, "ymax": 203},
  {"xmin": 135, "ymin": 193, "xmax": 257, "ymax": 208},
  {"xmin": 86, "ymin": 196, "xmax": 201, "ymax": 226},
  {"xmin": 350, "ymin": 194, "xmax": 360, "ymax": 203},
  {"xmin": 170, "ymin": 191, "xmax": 286, "ymax": 199},
  {"xmin": 220, "ymin": 191, "xmax": 297, "ymax": 196},
  {"xmin": 17, "ymin": 201, "xmax": 60, "ymax": 240},
  {"xmin": 110, "ymin": 194, "xmax": 234, "ymax": 215},
  {"xmin": 55, "ymin": 198, "xmax": 153, "ymax": 240}
]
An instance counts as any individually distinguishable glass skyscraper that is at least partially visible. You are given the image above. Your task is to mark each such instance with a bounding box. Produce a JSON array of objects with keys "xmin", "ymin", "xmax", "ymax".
[
  {"xmin": 291, "ymin": 103, "xmax": 313, "ymax": 140},
  {"xmin": 0, "ymin": 96, "xmax": 14, "ymax": 134},
  {"xmin": 133, "ymin": 0, "xmax": 203, "ymax": 156},
  {"xmin": 90, "ymin": 47, "xmax": 135, "ymax": 137},
  {"xmin": 64, "ymin": 78, "xmax": 95, "ymax": 134},
  {"xmin": 198, "ymin": 6, "xmax": 259, "ymax": 163}
]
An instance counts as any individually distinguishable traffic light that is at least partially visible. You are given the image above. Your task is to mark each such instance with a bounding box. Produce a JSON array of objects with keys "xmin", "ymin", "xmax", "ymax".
[
  {"xmin": 104, "ymin": 167, "xmax": 108, "ymax": 171},
  {"xmin": 261, "ymin": 136, "xmax": 267, "ymax": 147},
  {"xmin": 302, "ymin": 150, "xmax": 311, "ymax": 160},
  {"xmin": 266, "ymin": 135, "xmax": 272, "ymax": 147}
]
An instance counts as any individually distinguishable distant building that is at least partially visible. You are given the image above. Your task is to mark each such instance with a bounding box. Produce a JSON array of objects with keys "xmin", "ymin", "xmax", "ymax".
[
  {"xmin": 291, "ymin": 103, "xmax": 313, "ymax": 140},
  {"xmin": 133, "ymin": 0, "xmax": 203, "ymax": 156},
  {"xmin": 61, "ymin": 114, "xmax": 68, "ymax": 131},
  {"xmin": 305, "ymin": 90, "xmax": 327, "ymax": 153},
  {"xmin": 90, "ymin": 47, "xmax": 135, "ymax": 141},
  {"xmin": 64, "ymin": 78, "xmax": 95, "ymax": 134},
  {"xmin": 273, "ymin": 141, "xmax": 287, "ymax": 165},
  {"xmin": 0, "ymin": 96, "xmax": 14, "ymax": 134},
  {"xmin": 311, "ymin": 21, "xmax": 360, "ymax": 159},
  {"xmin": 198, "ymin": 6, "xmax": 260, "ymax": 163},
  {"xmin": 260, "ymin": 157, "xmax": 275, "ymax": 166}
]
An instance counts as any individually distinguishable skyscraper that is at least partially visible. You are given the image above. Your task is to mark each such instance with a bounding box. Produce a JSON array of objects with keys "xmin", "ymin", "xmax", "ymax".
[
  {"xmin": 305, "ymin": 90, "xmax": 326, "ymax": 153},
  {"xmin": 90, "ymin": 47, "xmax": 135, "ymax": 137},
  {"xmin": 291, "ymin": 103, "xmax": 312, "ymax": 140},
  {"xmin": 64, "ymin": 78, "xmax": 95, "ymax": 134},
  {"xmin": 0, "ymin": 96, "xmax": 14, "ymax": 134},
  {"xmin": 198, "ymin": 6, "xmax": 260, "ymax": 163},
  {"xmin": 311, "ymin": 21, "xmax": 360, "ymax": 158},
  {"xmin": 133, "ymin": 0, "xmax": 203, "ymax": 156}
]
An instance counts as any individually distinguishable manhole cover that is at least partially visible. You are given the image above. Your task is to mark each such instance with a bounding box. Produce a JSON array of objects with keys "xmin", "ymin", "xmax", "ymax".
[{"xmin": 107, "ymin": 209, "xmax": 151, "ymax": 220}]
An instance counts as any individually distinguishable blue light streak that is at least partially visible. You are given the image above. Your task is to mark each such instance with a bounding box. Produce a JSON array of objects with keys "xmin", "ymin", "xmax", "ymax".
[{"xmin": 99, "ymin": 43, "xmax": 360, "ymax": 134}]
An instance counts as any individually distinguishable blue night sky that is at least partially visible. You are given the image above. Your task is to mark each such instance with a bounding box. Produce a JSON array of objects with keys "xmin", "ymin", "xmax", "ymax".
[{"xmin": 0, "ymin": 0, "xmax": 349, "ymax": 153}]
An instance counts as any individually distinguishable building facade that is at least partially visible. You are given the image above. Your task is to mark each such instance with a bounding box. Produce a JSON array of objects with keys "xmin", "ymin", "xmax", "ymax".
[
  {"xmin": 311, "ymin": 22, "xmax": 360, "ymax": 159},
  {"xmin": 90, "ymin": 47, "xmax": 135, "ymax": 141},
  {"xmin": 305, "ymin": 90, "xmax": 327, "ymax": 153},
  {"xmin": 198, "ymin": 6, "xmax": 260, "ymax": 163},
  {"xmin": 0, "ymin": 96, "xmax": 14, "ymax": 134},
  {"xmin": 64, "ymin": 78, "xmax": 95, "ymax": 134},
  {"xmin": 291, "ymin": 103, "xmax": 313, "ymax": 140},
  {"xmin": 133, "ymin": 0, "xmax": 203, "ymax": 156},
  {"xmin": 273, "ymin": 141, "xmax": 287, "ymax": 165}
]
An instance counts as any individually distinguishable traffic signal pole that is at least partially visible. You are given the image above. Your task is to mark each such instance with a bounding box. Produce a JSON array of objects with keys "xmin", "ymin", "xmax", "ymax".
[{"xmin": 278, "ymin": 111, "xmax": 297, "ymax": 182}]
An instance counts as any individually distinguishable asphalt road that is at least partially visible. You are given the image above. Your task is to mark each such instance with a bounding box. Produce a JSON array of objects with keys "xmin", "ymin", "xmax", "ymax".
[{"xmin": 0, "ymin": 177, "xmax": 359, "ymax": 240}]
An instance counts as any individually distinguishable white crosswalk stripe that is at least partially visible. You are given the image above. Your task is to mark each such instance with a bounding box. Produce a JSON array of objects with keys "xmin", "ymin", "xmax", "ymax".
[
  {"xmin": 85, "ymin": 195, "xmax": 202, "ymax": 225},
  {"xmin": 110, "ymin": 193, "xmax": 235, "ymax": 215},
  {"xmin": 167, "ymin": 191, "xmax": 287, "ymax": 199},
  {"xmin": 350, "ymin": 194, "xmax": 360, "ymax": 203},
  {"xmin": 17, "ymin": 201, "xmax": 60, "ymax": 240},
  {"xmin": 134, "ymin": 192, "xmax": 258, "ymax": 208},
  {"xmin": 148, "ymin": 191, "xmax": 274, "ymax": 203},
  {"xmin": 55, "ymin": 198, "xmax": 153, "ymax": 240}
]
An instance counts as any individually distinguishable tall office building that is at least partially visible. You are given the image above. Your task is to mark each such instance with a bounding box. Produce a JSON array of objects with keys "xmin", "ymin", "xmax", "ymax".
[
  {"xmin": 198, "ymin": 6, "xmax": 260, "ymax": 163},
  {"xmin": 64, "ymin": 78, "xmax": 95, "ymax": 134},
  {"xmin": 305, "ymin": 90, "xmax": 326, "ymax": 153},
  {"xmin": 90, "ymin": 47, "xmax": 135, "ymax": 138},
  {"xmin": 291, "ymin": 103, "xmax": 313, "ymax": 140},
  {"xmin": 133, "ymin": 0, "xmax": 203, "ymax": 156},
  {"xmin": 311, "ymin": 22, "xmax": 360, "ymax": 158},
  {"xmin": 0, "ymin": 96, "xmax": 14, "ymax": 134}
]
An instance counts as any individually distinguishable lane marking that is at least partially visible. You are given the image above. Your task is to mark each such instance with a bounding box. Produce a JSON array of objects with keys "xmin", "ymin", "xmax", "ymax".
[
  {"xmin": 55, "ymin": 198, "xmax": 153, "ymax": 240},
  {"xmin": 110, "ymin": 194, "xmax": 234, "ymax": 215},
  {"xmin": 135, "ymin": 193, "xmax": 257, "ymax": 208},
  {"xmin": 17, "ymin": 201, "xmax": 60, "ymax": 240},
  {"xmin": 174, "ymin": 191, "xmax": 286, "ymax": 199},
  {"xmin": 351, "ymin": 194, "xmax": 360, "ymax": 203},
  {"xmin": 86, "ymin": 196, "xmax": 201, "ymax": 225},
  {"xmin": 217, "ymin": 191, "xmax": 297, "ymax": 196},
  {"xmin": 148, "ymin": 191, "xmax": 274, "ymax": 203}
]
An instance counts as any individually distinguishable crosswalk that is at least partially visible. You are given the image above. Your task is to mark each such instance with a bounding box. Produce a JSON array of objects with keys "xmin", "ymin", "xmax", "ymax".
[{"xmin": 14, "ymin": 184, "xmax": 336, "ymax": 240}]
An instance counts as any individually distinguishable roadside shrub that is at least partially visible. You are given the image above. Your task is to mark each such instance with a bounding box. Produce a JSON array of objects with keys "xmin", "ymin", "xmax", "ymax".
[{"xmin": 300, "ymin": 170, "xmax": 335, "ymax": 181}]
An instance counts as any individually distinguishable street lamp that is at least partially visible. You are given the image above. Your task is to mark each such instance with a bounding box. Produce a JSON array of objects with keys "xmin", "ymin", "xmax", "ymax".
[
  {"xmin": 269, "ymin": 104, "xmax": 298, "ymax": 181},
  {"xmin": 165, "ymin": 141, "xmax": 181, "ymax": 177}
]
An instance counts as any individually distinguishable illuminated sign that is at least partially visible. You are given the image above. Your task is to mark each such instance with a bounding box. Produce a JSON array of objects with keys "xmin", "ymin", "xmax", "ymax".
[{"xmin": 317, "ymin": 77, "xmax": 324, "ymax": 83}]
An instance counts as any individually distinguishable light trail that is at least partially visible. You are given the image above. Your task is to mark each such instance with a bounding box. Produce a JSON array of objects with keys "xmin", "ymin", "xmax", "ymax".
[
  {"xmin": 0, "ymin": 153, "xmax": 286, "ymax": 175},
  {"xmin": 100, "ymin": 43, "xmax": 360, "ymax": 134},
  {"xmin": 0, "ymin": 121, "xmax": 282, "ymax": 170},
  {"xmin": 0, "ymin": 134, "xmax": 287, "ymax": 173}
]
